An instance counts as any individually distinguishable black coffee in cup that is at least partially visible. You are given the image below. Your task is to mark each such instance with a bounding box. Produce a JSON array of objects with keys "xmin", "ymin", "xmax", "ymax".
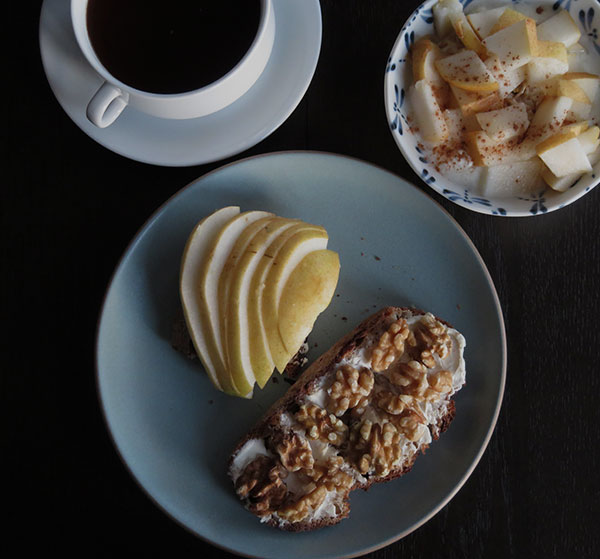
[{"xmin": 86, "ymin": 0, "xmax": 262, "ymax": 94}]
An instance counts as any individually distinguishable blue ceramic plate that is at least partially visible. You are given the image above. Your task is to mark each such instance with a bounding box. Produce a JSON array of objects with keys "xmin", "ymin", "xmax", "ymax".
[{"xmin": 96, "ymin": 152, "xmax": 506, "ymax": 558}]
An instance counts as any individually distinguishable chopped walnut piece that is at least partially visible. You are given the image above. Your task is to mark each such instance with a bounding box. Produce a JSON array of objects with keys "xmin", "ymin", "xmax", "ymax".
[
  {"xmin": 295, "ymin": 403, "xmax": 348, "ymax": 446},
  {"xmin": 412, "ymin": 313, "xmax": 451, "ymax": 365},
  {"xmin": 371, "ymin": 318, "xmax": 415, "ymax": 372},
  {"xmin": 420, "ymin": 349, "xmax": 437, "ymax": 368},
  {"xmin": 393, "ymin": 410, "xmax": 427, "ymax": 442},
  {"xmin": 273, "ymin": 431, "xmax": 314, "ymax": 472},
  {"xmin": 388, "ymin": 360, "xmax": 429, "ymax": 398},
  {"xmin": 374, "ymin": 390, "xmax": 415, "ymax": 415},
  {"xmin": 277, "ymin": 485, "xmax": 328, "ymax": 523},
  {"xmin": 327, "ymin": 365, "xmax": 374, "ymax": 416},
  {"xmin": 305, "ymin": 455, "xmax": 354, "ymax": 492},
  {"xmin": 428, "ymin": 370, "xmax": 453, "ymax": 394},
  {"xmin": 350, "ymin": 420, "xmax": 407, "ymax": 477},
  {"xmin": 235, "ymin": 455, "xmax": 288, "ymax": 516}
]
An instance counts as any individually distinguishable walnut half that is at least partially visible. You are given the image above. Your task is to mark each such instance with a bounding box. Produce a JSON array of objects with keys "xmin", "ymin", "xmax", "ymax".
[
  {"xmin": 273, "ymin": 431, "xmax": 314, "ymax": 472},
  {"xmin": 388, "ymin": 360, "xmax": 429, "ymax": 398},
  {"xmin": 374, "ymin": 390, "xmax": 415, "ymax": 415},
  {"xmin": 295, "ymin": 403, "xmax": 348, "ymax": 446},
  {"xmin": 413, "ymin": 313, "xmax": 451, "ymax": 365},
  {"xmin": 276, "ymin": 485, "xmax": 328, "ymax": 523},
  {"xmin": 370, "ymin": 318, "xmax": 415, "ymax": 372},
  {"xmin": 235, "ymin": 455, "xmax": 288, "ymax": 516},
  {"xmin": 305, "ymin": 455, "xmax": 354, "ymax": 492},
  {"xmin": 351, "ymin": 419, "xmax": 405, "ymax": 477},
  {"xmin": 327, "ymin": 365, "xmax": 374, "ymax": 416}
]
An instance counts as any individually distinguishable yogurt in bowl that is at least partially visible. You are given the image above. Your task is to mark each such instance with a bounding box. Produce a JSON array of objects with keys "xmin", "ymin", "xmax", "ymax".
[{"xmin": 384, "ymin": 0, "xmax": 600, "ymax": 216}]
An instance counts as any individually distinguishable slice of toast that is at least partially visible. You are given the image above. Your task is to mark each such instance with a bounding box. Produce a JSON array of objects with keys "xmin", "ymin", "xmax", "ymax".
[{"xmin": 228, "ymin": 307, "xmax": 466, "ymax": 531}]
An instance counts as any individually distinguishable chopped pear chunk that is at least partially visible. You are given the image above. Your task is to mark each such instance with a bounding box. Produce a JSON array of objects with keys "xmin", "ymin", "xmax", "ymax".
[
  {"xmin": 577, "ymin": 126, "xmax": 600, "ymax": 155},
  {"xmin": 485, "ymin": 55, "xmax": 526, "ymax": 97},
  {"xmin": 449, "ymin": 12, "xmax": 487, "ymax": 57},
  {"xmin": 527, "ymin": 41, "xmax": 568, "ymax": 84},
  {"xmin": 465, "ymin": 131, "xmax": 532, "ymax": 166},
  {"xmin": 435, "ymin": 50, "xmax": 498, "ymax": 92},
  {"xmin": 526, "ymin": 96, "xmax": 573, "ymax": 144},
  {"xmin": 480, "ymin": 159, "xmax": 544, "ymax": 196},
  {"xmin": 467, "ymin": 8, "xmax": 505, "ymax": 39},
  {"xmin": 433, "ymin": 0, "xmax": 464, "ymax": 37},
  {"xmin": 541, "ymin": 166, "xmax": 583, "ymax": 192},
  {"xmin": 537, "ymin": 10, "xmax": 581, "ymax": 48},
  {"xmin": 562, "ymin": 72, "xmax": 600, "ymax": 102},
  {"xmin": 475, "ymin": 103, "xmax": 528, "ymax": 141},
  {"xmin": 527, "ymin": 57, "xmax": 569, "ymax": 85},
  {"xmin": 483, "ymin": 18, "xmax": 538, "ymax": 71},
  {"xmin": 409, "ymin": 80, "xmax": 449, "ymax": 142},
  {"xmin": 488, "ymin": 7, "xmax": 527, "ymax": 36},
  {"xmin": 450, "ymin": 84, "xmax": 502, "ymax": 116},
  {"xmin": 536, "ymin": 131, "xmax": 592, "ymax": 177}
]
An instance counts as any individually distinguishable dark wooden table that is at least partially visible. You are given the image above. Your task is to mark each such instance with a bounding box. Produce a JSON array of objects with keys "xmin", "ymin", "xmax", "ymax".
[{"xmin": 6, "ymin": 1, "xmax": 599, "ymax": 556}]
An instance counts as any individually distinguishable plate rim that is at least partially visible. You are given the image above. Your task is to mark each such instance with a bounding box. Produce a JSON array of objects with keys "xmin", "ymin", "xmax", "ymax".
[{"xmin": 95, "ymin": 150, "xmax": 507, "ymax": 558}]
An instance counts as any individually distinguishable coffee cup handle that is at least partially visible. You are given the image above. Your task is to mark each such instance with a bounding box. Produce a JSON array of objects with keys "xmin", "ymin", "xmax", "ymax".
[{"xmin": 86, "ymin": 82, "xmax": 129, "ymax": 128}]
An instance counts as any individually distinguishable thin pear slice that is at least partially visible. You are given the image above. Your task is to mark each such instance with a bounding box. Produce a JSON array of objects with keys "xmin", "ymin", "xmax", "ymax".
[
  {"xmin": 411, "ymin": 38, "xmax": 445, "ymax": 88},
  {"xmin": 217, "ymin": 214, "xmax": 275, "ymax": 367},
  {"xmin": 262, "ymin": 229, "xmax": 329, "ymax": 373},
  {"xmin": 247, "ymin": 223, "xmax": 326, "ymax": 386},
  {"xmin": 179, "ymin": 206, "xmax": 240, "ymax": 391},
  {"xmin": 449, "ymin": 12, "xmax": 487, "ymax": 58},
  {"xmin": 202, "ymin": 210, "xmax": 272, "ymax": 396},
  {"xmin": 278, "ymin": 250, "xmax": 340, "ymax": 356},
  {"xmin": 225, "ymin": 218, "xmax": 300, "ymax": 393}
]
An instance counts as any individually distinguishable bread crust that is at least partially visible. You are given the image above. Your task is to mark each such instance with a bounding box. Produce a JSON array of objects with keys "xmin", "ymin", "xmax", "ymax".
[{"xmin": 228, "ymin": 307, "xmax": 463, "ymax": 531}]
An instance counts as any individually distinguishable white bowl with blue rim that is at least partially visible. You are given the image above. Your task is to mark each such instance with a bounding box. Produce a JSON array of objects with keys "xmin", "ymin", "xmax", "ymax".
[{"xmin": 384, "ymin": 0, "xmax": 600, "ymax": 217}]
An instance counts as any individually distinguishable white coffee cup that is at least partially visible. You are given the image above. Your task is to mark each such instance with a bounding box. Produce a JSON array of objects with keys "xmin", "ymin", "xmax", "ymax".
[{"xmin": 71, "ymin": 0, "xmax": 275, "ymax": 128}]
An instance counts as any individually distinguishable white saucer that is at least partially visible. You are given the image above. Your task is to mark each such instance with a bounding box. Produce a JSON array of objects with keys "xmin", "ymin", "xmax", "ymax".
[{"xmin": 39, "ymin": 0, "xmax": 322, "ymax": 167}]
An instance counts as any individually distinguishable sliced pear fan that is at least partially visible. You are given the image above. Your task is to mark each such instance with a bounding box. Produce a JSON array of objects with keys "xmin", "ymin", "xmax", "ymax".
[{"xmin": 180, "ymin": 207, "xmax": 339, "ymax": 398}]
